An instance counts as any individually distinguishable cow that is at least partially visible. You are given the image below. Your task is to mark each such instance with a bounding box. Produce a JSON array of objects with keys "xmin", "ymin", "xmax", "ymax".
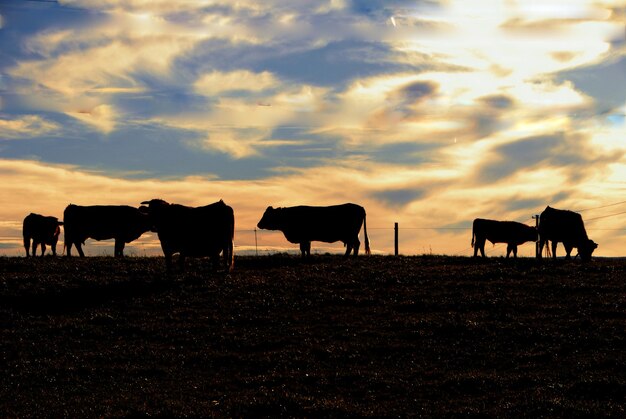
[
  {"xmin": 538, "ymin": 206, "xmax": 598, "ymax": 261},
  {"xmin": 471, "ymin": 218, "xmax": 538, "ymax": 258},
  {"xmin": 23, "ymin": 213, "xmax": 63, "ymax": 257},
  {"xmin": 63, "ymin": 204, "xmax": 153, "ymax": 257},
  {"xmin": 257, "ymin": 203, "xmax": 370, "ymax": 258},
  {"xmin": 140, "ymin": 199, "xmax": 234, "ymax": 272}
]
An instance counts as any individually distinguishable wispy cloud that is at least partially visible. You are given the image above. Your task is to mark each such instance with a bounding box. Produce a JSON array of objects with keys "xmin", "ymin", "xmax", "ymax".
[{"xmin": 0, "ymin": 115, "xmax": 60, "ymax": 138}]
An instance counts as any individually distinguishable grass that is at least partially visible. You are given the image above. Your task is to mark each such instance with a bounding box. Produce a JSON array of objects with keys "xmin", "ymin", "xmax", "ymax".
[{"xmin": 1, "ymin": 255, "xmax": 625, "ymax": 417}]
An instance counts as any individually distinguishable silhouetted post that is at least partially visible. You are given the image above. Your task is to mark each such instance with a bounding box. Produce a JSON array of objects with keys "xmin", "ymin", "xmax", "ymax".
[
  {"xmin": 254, "ymin": 228, "xmax": 258, "ymax": 256},
  {"xmin": 394, "ymin": 222, "xmax": 399, "ymax": 256},
  {"xmin": 533, "ymin": 215, "xmax": 540, "ymax": 258}
]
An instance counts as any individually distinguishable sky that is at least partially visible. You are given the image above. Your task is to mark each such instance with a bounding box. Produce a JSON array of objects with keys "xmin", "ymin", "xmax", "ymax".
[{"xmin": 0, "ymin": 0, "xmax": 625, "ymax": 257}]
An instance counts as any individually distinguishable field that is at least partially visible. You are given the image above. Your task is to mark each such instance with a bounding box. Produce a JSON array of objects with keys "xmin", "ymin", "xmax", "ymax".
[{"xmin": 1, "ymin": 255, "xmax": 625, "ymax": 417}]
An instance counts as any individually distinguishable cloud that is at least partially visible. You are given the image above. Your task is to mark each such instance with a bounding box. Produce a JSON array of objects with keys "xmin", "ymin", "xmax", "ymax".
[
  {"xmin": 372, "ymin": 188, "xmax": 425, "ymax": 208},
  {"xmin": 0, "ymin": 115, "xmax": 60, "ymax": 139},
  {"xmin": 65, "ymin": 104, "xmax": 118, "ymax": 134},
  {"xmin": 201, "ymin": 129, "xmax": 267, "ymax": 159},
  {"xmin": 475, "ymin": 133, "xmax": 623, "ymax": 184},
  {"xmin": 194, "ymin": 70, "xmax": 278, "ymax": 95}
]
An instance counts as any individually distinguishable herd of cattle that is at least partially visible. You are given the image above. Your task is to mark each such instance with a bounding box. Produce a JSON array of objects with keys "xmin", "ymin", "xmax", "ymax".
[
  {"xmin": 22, "ymin": 201, "xmax": 370, "ymax": 271},
  {"xmin": 21, "ymin": 201, "xmax": 598, "ymax": 270}
]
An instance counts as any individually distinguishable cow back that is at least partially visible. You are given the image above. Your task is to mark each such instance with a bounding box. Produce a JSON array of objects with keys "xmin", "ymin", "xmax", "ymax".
[
  {"xmin": 64, "ymin": 205, "xmax": 150, "ymax": 242},
  {"xmin": 274, "ymin": 204, "xmax": 366, "ymax": 244},
  {"xmin": 539, "ymin": 206, "xmax": 589, "ymax": 244},
  {"xmin": 473, "ymin": 219, "xmax": 537, "ymax": 245}
]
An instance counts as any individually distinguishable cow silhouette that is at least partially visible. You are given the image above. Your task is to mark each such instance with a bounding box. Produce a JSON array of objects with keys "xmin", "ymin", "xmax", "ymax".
[
  {"xmin": 538, "ymin": 206, "xmax": 597, "ymax": 261},
  {"xmin": 23, "ymin": 213, "xmax": 63, "ymax": 257},
  {"xmin": 471, "ymin": 218, "xmax": 537, "ymax": 258},
  {"xmin": 257, "ymin": 203, "xmax": 370, "ymax": 258},
  {"xmin": 64, "ymin": 204, "xmax": 153, "ymax": 257},
  {"xmin": 140, "ymin": 199, "xmax": 235, "ymax": 272}
]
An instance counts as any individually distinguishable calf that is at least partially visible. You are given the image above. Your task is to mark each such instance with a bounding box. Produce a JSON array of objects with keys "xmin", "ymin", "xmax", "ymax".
[
  {"xmin": 23, "ymin": 213, "xmax": 63, "ymax": 257},
  {"xmin": 472, "ymin": 218, "xmax": 537, "ymax": 258}
]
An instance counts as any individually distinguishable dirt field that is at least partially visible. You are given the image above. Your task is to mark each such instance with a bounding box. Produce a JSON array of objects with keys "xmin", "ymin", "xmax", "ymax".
[{"xmin": 1, "ymin": 255, "xmax": 625, "ymax": 417}]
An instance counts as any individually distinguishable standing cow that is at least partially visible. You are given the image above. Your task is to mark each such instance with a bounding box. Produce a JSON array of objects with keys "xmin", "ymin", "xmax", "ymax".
[
  {"xmin": 257, "ymin": 203, "xmax": 370, "ymax": 258},
  {"xmin": 538, "ymin": 206, "xmax": 597, "ymax": 261},
  {"xmin": 64, "ymin": 204, "xmax": 153, "ymax": 257},
  {"xmin": 471, "ymin": 218, "xmax": 537, "ymax": 258},
  {"xmin": 140, "ymin": 199, "xmax": 235, "ymax": 272},
  {"xmin": 23, "ymin": 213, "xmax": 63, "ymax": 257}
]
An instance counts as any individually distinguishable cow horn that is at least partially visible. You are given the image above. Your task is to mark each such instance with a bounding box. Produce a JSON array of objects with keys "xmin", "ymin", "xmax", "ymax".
[{"xmin": 141, "ymin": 200, "xmax": 151, "ymax": 205}]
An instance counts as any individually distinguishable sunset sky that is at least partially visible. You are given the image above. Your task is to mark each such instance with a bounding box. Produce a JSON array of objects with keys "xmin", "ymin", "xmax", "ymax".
[{"xmin": 1, "ymin": 0, "xmax": 625, "ymax": 257}]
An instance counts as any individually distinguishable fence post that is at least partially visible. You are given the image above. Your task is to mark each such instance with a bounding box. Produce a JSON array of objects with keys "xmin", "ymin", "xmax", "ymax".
[
  {"xmin": 254, "ymin": 228, "xmax": 258, "ymax": 256},
  {"xmin": 533, "ymin": 215, "xmax": 540, "ymax": 258},
  {"xmin": 394, "ymin": 222, "xmax": 399, "ymax": 256}
]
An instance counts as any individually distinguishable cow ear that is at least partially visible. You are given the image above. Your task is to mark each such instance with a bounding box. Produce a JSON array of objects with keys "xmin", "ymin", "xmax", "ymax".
[
  {"xmin": 141, "ymin": 200, "xmax": 151, "ymax": 205},
  {"xmin": 266, "ymin": 206, "xmax": 274, "ymax": 211}
]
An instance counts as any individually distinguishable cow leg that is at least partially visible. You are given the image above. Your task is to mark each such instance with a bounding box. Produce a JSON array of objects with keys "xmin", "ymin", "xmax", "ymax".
[
  {"xmin": 344, "ymin": 243, "xmax": 353, "ymax": 257},
  {"xmin": 474, "ymin": 237, "xmax": 486, "ymax": 257},
  {"xmin": 31, "ymin": 241, "xmax": 38, "ymax": 257},
  {"xmin": 564, "ymin": 244, "xmax": 573, "ymax": 260},
  {"xmin": 551, "ymin": 241, "xmax": 558, "ymax": 259},
  {"xmin": 40, "ymin": 243, "xmax": 47, "ymax": 257},
  {"xmin": 75, "ymin": 242, "xmax": 85, "ymax": 258},
  {"xmin": 353, "ymin": 238, "xmax": 361, "ymax": 257},
  {"xmin": 24, "ymin": 237, "xmax": 31, "ymax": 257},
  {"xmin": 506, "ymin": 244, "xmax": 512, "ymax": 258},
  {"xmin": 51, "ymin": 243, "xmax": 57, "ymax": 256},
  {"xmin": 114, "ymin": 239, "xmax": 125, "ymax": 257},
  {"xmin": 300, "ymin": 242, "xmax": 311, "ymax": 258},
  {"xmin": 224, "ymin": 242, "xmax": 234, "ymax": 271}
]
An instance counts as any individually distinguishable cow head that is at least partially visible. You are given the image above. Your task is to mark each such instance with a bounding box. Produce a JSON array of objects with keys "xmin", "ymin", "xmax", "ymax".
[
  {"xmin": 257, "ymin": 206, "xmax": 280, "ymax": 230},
  {"xmin": 578, "ymin": 239, "xmax": 598, "ymax": 262},
  {"xmin": 139, "ymin": 199, "xmax": 170, "ymax": 232},
  {"xmin": 141, "ymin": 199, "xmax": 170, "ymax": 209}
]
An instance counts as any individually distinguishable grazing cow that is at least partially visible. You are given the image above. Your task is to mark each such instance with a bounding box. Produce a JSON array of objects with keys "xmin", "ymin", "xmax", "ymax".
[
  {"xmin": 471, "ymin": 218, "xmax": 538, "ymax": 258},
  {"xmin": 140, "ymin": 199, "xmax": 235, "ymax": 272},
  {"xmin": 538, "ymin": 206, "xmax": 598, "ymax": 261},
  {"xmin": 257, "ymin": 203, "xmax": 370, "ymax": 258},
  {"xmin": 63, "ymin": 204, "xmax": 153, "ymax": 257},
  {"xmin": 23, "ymin": 213, "xmax": 63, "ymax": 257}
]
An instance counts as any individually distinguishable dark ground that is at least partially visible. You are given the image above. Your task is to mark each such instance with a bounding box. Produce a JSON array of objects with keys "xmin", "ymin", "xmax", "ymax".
[{"xmin": 1, "ymin": 255, "xmax": 625, "ymax": 417}]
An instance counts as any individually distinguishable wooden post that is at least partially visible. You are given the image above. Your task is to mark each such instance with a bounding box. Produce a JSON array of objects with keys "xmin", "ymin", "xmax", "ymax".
[
  {"xmin": 394, "ymin": 222, "xmax": 399, "ymax": 256},
  {"xmin": 254, "ymin": 228, "xmax": 258, "ymax": 256},
  {"xmin": 533, "ymin": 215, "xmax": 540, "ymax": 258}
]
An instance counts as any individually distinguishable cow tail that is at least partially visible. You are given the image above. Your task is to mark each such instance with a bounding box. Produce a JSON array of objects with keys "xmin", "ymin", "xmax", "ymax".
[{"xmin": 364, "ymin": 211, "xmax": 371, "ymax": 255}]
